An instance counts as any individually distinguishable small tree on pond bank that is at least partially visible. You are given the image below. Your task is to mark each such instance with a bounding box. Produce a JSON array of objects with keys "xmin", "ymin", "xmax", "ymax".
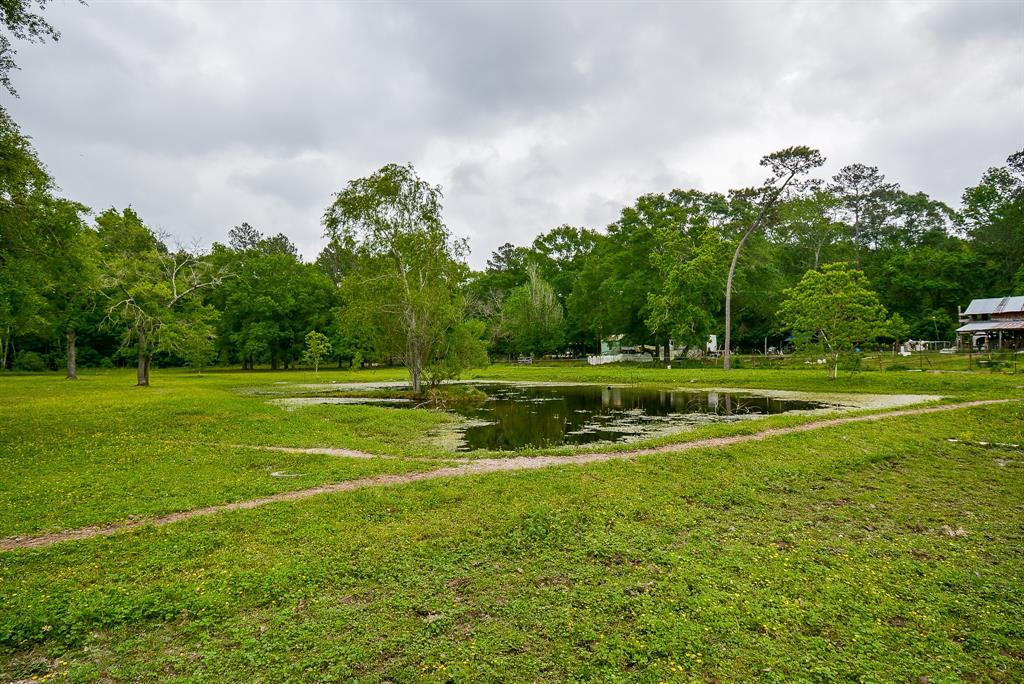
[
  {"xmin": 776, "ymin": 263, "xmax": 888, "ymax": 379},
  {"xmin": 302, "ymin": 330, "xmax": 332, "ymax": 374},
  {"xmin": 323, "ymin": 163, "xmax": 485, "ymax": 393}
]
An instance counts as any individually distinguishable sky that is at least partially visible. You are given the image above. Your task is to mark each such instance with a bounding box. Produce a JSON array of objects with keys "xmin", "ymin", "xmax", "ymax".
[{"xmin": 4, "ymin": 0, "xmax": 1023, "ymax": 267}]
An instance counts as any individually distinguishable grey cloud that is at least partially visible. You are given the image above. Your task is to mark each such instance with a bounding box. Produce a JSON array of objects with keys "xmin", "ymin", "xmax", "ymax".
[{"xmin": 227, "ymin": 155, "xmax": 335, "ymax": 210}]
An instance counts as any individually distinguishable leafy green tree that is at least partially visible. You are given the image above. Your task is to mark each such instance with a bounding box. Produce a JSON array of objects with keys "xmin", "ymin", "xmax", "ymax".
[
  {"xmin": 777, "ymin": 263, "xmax": 888, "ymax": 379},
  {"xmin": 883, "ymin": 190, "xmax": 957, "ymax": 249},
  {"xmin": 315, "ymin": 233, "xmax": 359, "ymax": 287},
  {"xmin": 0, "ymin": 106, "xmax": 52, "ymax": 368},
  {"xmin": 775, "ymin": 190, "xmax": 847, "ymax": 271},
  {"xmin": 323, "ymin": 163, "xmax": 482, "ymax": 393},
  {"xmin": 724, "ymin": 146, "xmax": 825, "ymax": 370},
  {"xmin": 960, "ymin": 150, "xmax": 1024, "ymax": 293},
  {"xmin": 528, "ymin": 226, "xmax": 598, "ymax": 354},
  {"xmin": 97, "ymin": 208, "xmax": 227, "ymax": 386},
  {"xmin": 829, "ymin": 163, "xmax": 900, "ymax": 262},
  {"xmin": 0, "ymin": 107, "xmax": 99, "ymax": 375},
  {"xmin": 40, "ymin": 198, "xmax": 99, "ymax": 379},
  {"xmin": 302, "ymin": 330, "xmax": 332, "ymax": 374},
  {"xmin": 161, "ymin": 308, "xmax": 218, "ymax": 374},
  {"xmin": 885, "ymin": 312, "xmax": 911, "ymax": 348},
  {"xmin": 866, "ymin": 236, "xmax": 985, "ymax": 339},
  {"xmin": 647, "ymin": 225, "xmax": 731, "ymax": 352},
  {"xmin": 464, "ymin": 243, "xmax": 531, "ymax": 357},
  {"xmin": 570, "ymin": 194, "xmax": 692, "ymax": 357},
  {"xmin": 209, "ymin": 228, "xmax": 334, "ymax": 369},
  {"xmin": 500, "ymin": 264, "xmax": 565, "ymax": 358}
]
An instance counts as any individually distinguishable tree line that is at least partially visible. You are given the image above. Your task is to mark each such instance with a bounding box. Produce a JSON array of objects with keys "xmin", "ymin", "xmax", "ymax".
[
  {"xmin": 3, "ymin": 1, "xmax": 1022, "ymax": 388},
  {"xmin": 3, "ymin": 97, "xmax": 1021, "ymax": 386}
]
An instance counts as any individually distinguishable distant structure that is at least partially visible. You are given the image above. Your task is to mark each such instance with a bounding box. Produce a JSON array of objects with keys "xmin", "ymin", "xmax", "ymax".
[
  {"xmin": 956, "ymin": 296, "xmax": 1024, "ymax": 351},
  {"xmin": 587, "ymin": 334, "xmax": 720, "ymax": 365}
]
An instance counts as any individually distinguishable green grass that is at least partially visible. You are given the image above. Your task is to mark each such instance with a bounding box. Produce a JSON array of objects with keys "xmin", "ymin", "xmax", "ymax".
[
  {"xmin": 642, "ymin": 349, "xmax": 1023, "ymax": 374},
  {"xmin": 1, "ymin": 366, "xmax": 1022, "ymax": 682},
  {"xmin": 0, "ymin": 370, "xmax": 465, "ymax": 538}
]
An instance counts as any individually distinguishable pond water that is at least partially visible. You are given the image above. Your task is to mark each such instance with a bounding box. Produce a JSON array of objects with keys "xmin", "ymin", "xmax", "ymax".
[{"xmin": 442, "ymin": 383, "xmax": 836, "ymax": 451}]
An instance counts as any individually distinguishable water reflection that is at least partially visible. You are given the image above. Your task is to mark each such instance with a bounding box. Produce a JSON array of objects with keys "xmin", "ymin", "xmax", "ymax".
[{"xmin": 452, "ymin": 384, "xmax": 832, "ymax": 451}]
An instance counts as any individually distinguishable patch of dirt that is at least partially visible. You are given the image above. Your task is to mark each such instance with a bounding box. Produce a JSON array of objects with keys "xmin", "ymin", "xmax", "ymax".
[{"xmin": 1, "ymin": 398, "xmax": 1012, "ymax": 552}]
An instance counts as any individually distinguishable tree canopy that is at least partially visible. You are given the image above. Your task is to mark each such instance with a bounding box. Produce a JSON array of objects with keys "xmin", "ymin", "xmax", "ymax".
[{"xmin": 323, "ymin": 163, "xmax": 485, "ymax": 392}]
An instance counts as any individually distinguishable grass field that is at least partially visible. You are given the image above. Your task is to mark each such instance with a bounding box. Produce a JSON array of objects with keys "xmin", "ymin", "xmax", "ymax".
[{"xmin": 1, "ymin": 364, "xmax": 1022, "ymax": 682}]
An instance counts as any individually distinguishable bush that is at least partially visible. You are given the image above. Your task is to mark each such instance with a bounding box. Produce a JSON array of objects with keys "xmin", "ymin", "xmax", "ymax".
[
  {"xmin": 887, "ymin": 363, "xmax": 909, "ymax": 372},
  {"xmin": 12, "ymin": 351, "xmax": 47, "ymax": 372}
]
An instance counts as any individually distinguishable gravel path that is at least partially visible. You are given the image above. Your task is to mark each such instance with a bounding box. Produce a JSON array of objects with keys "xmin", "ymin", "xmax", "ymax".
[{"xmin": 1, "ymin": 399, "xmax": 1012, "ymax": 552}]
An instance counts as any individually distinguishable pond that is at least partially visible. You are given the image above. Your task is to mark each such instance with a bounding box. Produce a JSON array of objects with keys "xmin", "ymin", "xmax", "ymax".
[
  {"xmin": 266, "ymin": 381, "xmax": 940, "ymax": 452},
  {"xmin": 442, "ymin": 383, "xmax": 837, "ymax": 451}
]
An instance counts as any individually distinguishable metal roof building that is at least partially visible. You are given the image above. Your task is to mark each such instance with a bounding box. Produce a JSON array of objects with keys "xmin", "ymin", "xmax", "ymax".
[{"xmin": 957, "ymin": 296, "xmax": 1024, "ymax": 350}]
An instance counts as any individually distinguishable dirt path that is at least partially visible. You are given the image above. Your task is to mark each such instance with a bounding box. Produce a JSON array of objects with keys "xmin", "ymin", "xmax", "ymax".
[{"xmin": 2, "ymin": 399, "xmax": 1013, "ymax": 552}]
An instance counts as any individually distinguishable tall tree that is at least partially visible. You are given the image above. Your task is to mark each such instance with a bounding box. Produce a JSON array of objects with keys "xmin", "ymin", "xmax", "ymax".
[
  {"xmin": 465, "ymin": 243, "xmax": 531, "ymax": 357},
  {"xmin": 0, "ymin": 107, "xmax": 98, "ymax": 374},
  {"xmin": 723, "ymin": 146, "xmax": 824, "ymax": 370},
  {"xmin": 960, "ymin": 150, "xmax": 1024, "ymax": 293},
  {"xmin": 0, "ymin": 106, "xmax": 51, "ymax": 367},
  {"xmin": 500, "ymin": 263, "xmax": 565, "ymax": 358},
  {"xmin": 210, "ymin": 229, "xmax": 333, "ymax": 369},
  {"xmin": 571, "ymin": 194, "xmax": 687, "ymax": 356},
  {"xmin": 647, "ymin": 225, "xmax": 731, "ymax": 354},
  {"xmin": 323, "ymin": 163, "xmax": 483, "ymax": 393},
  {"xmin": 775, "ymin": 190, "xmax": 847, "ymax": 271},
  {"xmin": 530, "ymin": 225, "xmax": 599, "ymax": 354},
  {"xmin": 43, "ymin": 198, "xmax": 98, "ymax": 379},
  {"xmin": 97, "ymin": 208, "xmax": 227, "ymax": 386},
  {"xmin": 829, "ymin": 163, "xmax": 899, "ymax": 263}
]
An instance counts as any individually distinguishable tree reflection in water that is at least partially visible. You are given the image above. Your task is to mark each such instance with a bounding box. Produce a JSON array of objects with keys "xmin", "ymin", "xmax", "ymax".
[{"xmin": 451, "ymin": 384, "xmax": 832, "ymax": 451}]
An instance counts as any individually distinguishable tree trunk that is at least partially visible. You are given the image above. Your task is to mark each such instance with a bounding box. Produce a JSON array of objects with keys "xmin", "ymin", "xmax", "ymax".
[
  {"xmin": 137, "ymin": 332, "xmax": 150, "ymax": 386},
  {"xmin": 724, "ymin": 225, "xmax": 756, "ymax": 371},
  {"xmin": 0, "ymin": 326, "xmax": 9, "ymax": 370},
  {"xmin": 411, "ymin": 366, "xmax": 421, "ymax": 394},
  {"xmin": 66, "ymin": 329, "xmax": 78, "ymax": 380},
  {"xmin": 137, "ymin": 352, "xmax": 150, "ymax": 386}
]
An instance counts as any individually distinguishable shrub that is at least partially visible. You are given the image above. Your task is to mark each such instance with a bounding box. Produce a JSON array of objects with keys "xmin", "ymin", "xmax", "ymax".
[{"xmin": 12, "ymin": 351, "xmax": 46, "ymax": 372}]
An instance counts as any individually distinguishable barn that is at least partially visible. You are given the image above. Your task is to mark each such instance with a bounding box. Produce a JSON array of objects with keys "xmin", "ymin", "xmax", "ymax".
[{"xmin": 956, "ymin": 296, "xmax": 1024, "ymax": 351}]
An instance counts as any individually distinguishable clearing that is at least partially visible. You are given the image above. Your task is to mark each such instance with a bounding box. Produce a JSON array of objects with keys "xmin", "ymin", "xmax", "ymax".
[{"xmin": 0, "ymin": 366, "xmax": 1022, "ymax": 682}]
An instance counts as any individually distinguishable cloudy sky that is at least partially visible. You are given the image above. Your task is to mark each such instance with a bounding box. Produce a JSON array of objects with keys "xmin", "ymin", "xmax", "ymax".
[{"xmin": 5, "ymin": 0, "xmax": 1022, "ymax": 267}]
